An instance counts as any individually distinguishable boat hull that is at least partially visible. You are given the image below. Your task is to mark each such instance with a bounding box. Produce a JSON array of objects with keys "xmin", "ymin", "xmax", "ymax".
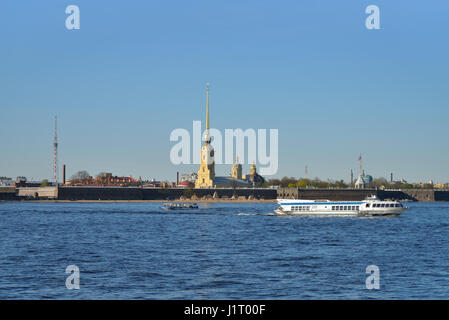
[
  {"xmin": 275, "ymin": 209, "xmax": 405, "ymax": 217},
  {"xmin": 275, "ymin": 197, "xmax": 408, "ymax": 217}
]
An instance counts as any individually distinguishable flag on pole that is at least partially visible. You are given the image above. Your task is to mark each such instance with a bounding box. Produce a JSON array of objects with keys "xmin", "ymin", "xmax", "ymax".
[{"xmin": 358, "ymin": 154, "xmax": 362, "ymax": 161}]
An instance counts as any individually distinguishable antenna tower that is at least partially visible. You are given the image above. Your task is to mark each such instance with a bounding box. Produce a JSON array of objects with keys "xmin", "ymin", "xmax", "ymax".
[{"xmin": 53, "ymin": 115, "xmax": 58, "ymax": 185}]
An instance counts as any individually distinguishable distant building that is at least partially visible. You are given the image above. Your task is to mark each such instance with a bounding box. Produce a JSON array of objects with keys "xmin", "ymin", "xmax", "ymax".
[
  {"xmin": 67, "ymin": 173, "xmax": 141, "ymax": 187},
  {"xmin": 243, "ymin": 161, "xmax": 265, "ymax": 186},
  {"xmin": 0, "ymin": 177, "xmax": 14, "ymax": 187},
  {"xmin": 180, "ymin": 172, "xmax": 197, "ymax": 184},
  {"xmin": 143, "ymin": 179, "xmax": 162, "ymax": 188},
  {"xmin": 231, "ymin": 157, "xmax": 242, "ymax": 180},
  {"xmin": 354, "ymin": 174, "xmax": 367, "ymax": 189},
  {"xmin": 13, "ymin": 176, "xmax": 44, "ymax": 188},
  {"xmin": 178, "ymin": 180, "xmax": 194, "ymax": 188}
]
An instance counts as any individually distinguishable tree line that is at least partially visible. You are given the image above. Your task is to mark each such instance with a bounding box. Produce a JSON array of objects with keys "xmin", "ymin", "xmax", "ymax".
[{"xmin": 262, "ymin": 177, "xmax": 417, "ymax": 189}]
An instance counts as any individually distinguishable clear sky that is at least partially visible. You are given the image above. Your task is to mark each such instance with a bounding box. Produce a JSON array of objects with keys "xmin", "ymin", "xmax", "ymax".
[{"xmin": 1, "ymin": 0, "xmax": 448, "ymax": 183}]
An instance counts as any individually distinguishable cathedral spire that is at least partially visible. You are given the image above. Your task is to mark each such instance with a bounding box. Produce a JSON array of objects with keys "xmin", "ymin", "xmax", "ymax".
[{"xmin": 206, "ymin": 83, "xmax": 210, "ymax": 131}]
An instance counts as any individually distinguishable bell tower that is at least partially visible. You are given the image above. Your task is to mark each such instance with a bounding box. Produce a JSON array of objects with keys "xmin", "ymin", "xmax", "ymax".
[
  {"xmin": 195, "ymin": 83, "xmax": 215, "ymax": 188},
  {"xmin": 231, "ymin": 156, "xmax": 242, "ymax": 180}
]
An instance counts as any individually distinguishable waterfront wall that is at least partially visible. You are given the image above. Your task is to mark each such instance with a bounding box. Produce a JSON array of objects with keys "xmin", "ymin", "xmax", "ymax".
[
  {"xmin": 56, "ymin": 187, "xmax": 277, "ymax": 201},
  {"xmin": 17, "ymin": 187, "xmax": 58, "ymax": 199},
  {"xmin": 9, "ymin": 186, "xmax": 449, "ymax": 202},
  {"xmin": 0, "ymin": 191, "xmax": 18, "ymax": 201},
  {"xmin": 435, "ymin": 190, "xmax": 449, "ymax": 201}
]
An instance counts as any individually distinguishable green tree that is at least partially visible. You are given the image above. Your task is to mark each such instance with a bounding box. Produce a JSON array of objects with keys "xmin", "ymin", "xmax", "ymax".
[
  {"xmin": 70, "ymin": 170, "xmax": 90, "ymax": 180},
  {"xmin": 296, "ymin": 179, "xmax": 308, "ymax": 188}
]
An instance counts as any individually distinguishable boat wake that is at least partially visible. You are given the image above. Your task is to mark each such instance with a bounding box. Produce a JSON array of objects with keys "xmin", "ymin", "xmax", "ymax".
[{"xmin": 237, "ymin": 212, "xmax": 275, "ymax": 216}]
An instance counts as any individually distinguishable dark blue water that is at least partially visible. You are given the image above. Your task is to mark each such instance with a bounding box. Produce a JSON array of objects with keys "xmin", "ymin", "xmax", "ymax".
[{"xmin": 1, "ymin": 201, "xmax": 448, "ymax": 299}]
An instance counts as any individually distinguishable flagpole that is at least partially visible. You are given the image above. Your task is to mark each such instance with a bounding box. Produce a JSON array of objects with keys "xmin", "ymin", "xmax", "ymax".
[{"xmin": 359, "ymin": 154, "xmax": 362, "ymax": 175}]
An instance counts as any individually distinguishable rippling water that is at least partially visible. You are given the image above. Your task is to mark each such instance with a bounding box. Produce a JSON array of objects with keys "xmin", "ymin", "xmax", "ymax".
[{"xmin": 0, "ymin": 201, "xmax": 448, "ymax": 299}]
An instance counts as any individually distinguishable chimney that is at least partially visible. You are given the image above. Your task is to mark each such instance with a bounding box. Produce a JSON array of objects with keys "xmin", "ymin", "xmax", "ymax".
[
  {"xmin": 176, "ymin": 171, "xmax": 179, "ymax": 186},
  {"xmin": 390, "ymin": 172, "xmax": 393, "ymax": 183},
  {"xmin": 62, "ymin": 164, "xmax": 66, "ymax": 185}
]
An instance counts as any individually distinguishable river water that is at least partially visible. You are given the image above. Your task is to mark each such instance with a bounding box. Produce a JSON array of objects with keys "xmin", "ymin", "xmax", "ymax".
[{"xmin": 0, "ymin": 201, "xmax": 448, "ymax": 299}]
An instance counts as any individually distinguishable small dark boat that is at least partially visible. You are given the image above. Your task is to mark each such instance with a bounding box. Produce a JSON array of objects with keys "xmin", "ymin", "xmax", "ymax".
[{"xmin": 162, "ymin": 203, "xmax": 199, "ymax": 210}]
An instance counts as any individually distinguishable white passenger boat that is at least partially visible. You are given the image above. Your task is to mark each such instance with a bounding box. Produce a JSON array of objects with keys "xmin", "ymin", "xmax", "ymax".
[{"xmin": 275, "ymin": 195, "xmax": 407, "ymax": 217}]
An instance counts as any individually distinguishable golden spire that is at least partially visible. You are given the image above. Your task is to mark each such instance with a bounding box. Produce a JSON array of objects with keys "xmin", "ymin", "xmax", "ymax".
[{"xmin": 206, "ymin": 83, "xmax": 210, "ymax": 131}]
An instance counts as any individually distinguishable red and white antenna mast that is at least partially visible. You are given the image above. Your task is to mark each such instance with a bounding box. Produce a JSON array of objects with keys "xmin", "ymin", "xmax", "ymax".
[{"xmin": 53, "ymin": 115, "xmax": 58, "ymax": 185}]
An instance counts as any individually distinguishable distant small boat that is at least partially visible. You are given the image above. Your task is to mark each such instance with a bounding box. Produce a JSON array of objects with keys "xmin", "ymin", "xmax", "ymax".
[
  {"xmin": 162, "ymin": 203, "xmax": 199, "ymax": 210},
  {"xmin": 275, "ymin": 195, "xmax": 407, "ymax": 217}
]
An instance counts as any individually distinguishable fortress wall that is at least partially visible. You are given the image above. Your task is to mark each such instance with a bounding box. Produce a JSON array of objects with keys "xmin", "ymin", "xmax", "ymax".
[
  {"xmin": 17, "ymin": 187, "xmax": 58, "ymax": 199},
  {"xmin": 15, "ymin": 186, "xmax": 449, "ymax": 202},
  {"xmin": 185, "ymin": 188, "xmax": 277, "ymax": 199},
  {"xmin": 0, "ymin": 191, "xmax": 19, "ymax": 201},
  {"xmin": 434, "ymin": 191, "xmax": 449, "ymax": 201},
  {"xmin": 399, "ymin": 189, "xmax": 435, "ymax": 202},
  {"xmin": 57, "ymin": 187, "xmax": 277, "ymax": 201},
  {"xmin": 58, "ymin": 187, "xmax": 143, "ymax": 200}
]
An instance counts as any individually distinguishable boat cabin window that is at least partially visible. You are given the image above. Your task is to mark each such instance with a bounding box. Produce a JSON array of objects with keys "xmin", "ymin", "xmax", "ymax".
[{"xmin": 366, "ymin": 204, "xmax": 370, "ymax": 208}]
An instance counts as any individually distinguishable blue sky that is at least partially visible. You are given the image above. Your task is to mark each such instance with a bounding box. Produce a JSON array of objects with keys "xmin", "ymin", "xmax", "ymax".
[{"xmin": 1, "ymin": 0, "xmax": 448, "ymax": 183}]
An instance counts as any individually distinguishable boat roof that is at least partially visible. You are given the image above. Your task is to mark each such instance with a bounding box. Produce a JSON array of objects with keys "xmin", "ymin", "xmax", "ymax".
[{"xmin": 277, "ymin": 199, "xmax": 328, "ymax": 203}]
